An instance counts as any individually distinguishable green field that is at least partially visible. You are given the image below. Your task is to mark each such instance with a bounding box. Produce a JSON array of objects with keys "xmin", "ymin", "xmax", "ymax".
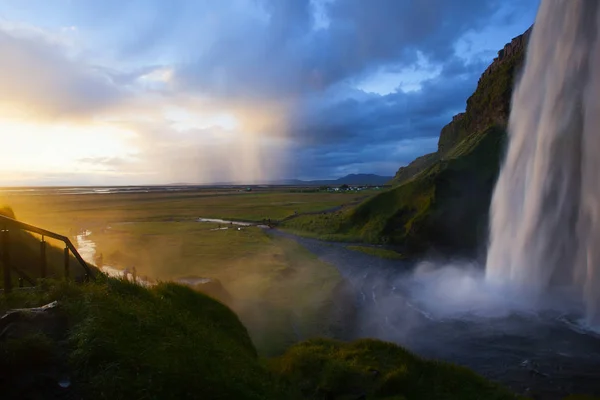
[
  {"xmin": 1, "ymin": 188, "xmax": 363, "ymax": 232},
  {"xmin": 347, "ymin": 245, "xmax": 405, "ymax": 260},
  {"xmin": 0, "ymin": 187, "xmax": 362, "ymax": 354}
]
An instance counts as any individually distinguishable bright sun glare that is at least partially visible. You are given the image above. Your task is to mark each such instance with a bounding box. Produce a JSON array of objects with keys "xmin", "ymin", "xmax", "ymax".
[{"xmin": 0, "ymin": 117, "xmax": 137, "ymax": 180}]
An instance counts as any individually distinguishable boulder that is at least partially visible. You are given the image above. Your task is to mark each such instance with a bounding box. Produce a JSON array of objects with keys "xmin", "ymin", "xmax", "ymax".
[{"xmin": 0, "ymin": 301, "xmax": 68, "ymax": 341}]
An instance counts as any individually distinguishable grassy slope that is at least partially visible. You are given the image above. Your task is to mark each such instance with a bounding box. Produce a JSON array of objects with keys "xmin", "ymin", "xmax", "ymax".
[
  {"xmin": 1, "ymin": 207, "xmax": 347, "ymax": 356},
  {"xmin": 347, "ymin": 126, "xmax": 506, "ymax": 255},
  {"xmin": 1, "ymin": 278, "xmax": 526, "ymax": 400},
  {"xmin": 0, "ymin": 278, "xmax": 294, "ymax": 400},
  {"xmin": 282, "ymin": 125, "xmax": 505, "ymax": 256},
  {"xmin": 284, "ymin": 30, "xmax": 527, "ymax": 256},
  {"xmin": 0, "ymin": 207, "xmax": 88, "ymax": 286},
  {"xmin": 346, "ymin": 245, "xmax": 405, "ymax": 260},
  {"xmin": 84, "ymin": 222, "xmax": 348, "ymax": 355}
]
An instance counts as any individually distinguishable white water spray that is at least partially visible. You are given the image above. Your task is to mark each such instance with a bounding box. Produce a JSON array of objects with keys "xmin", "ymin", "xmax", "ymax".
[{"xmin": 487, "ymin": 0, "xmax": 600, "ymax": 326}]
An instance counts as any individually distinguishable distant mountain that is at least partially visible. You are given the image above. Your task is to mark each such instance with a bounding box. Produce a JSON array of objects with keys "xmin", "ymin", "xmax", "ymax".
[
  {"xmin": 338, "ymin": 27, "xmax": 532, "ymax": 256},
  {"xmin": 201, "ymin": 174, "xmax": 392, "ymax": 186},
  {"xmin": 326, "ymin": 174, "xmax": 392, "ymax": 185},
  {"xmin": 271, "ymin": 174, "xmax": 392, "ymax": 186}
]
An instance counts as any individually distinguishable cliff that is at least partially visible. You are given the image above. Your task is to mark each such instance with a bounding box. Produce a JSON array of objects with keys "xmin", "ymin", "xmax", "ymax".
[
  {"xmin": 391, "ymin": 26, "xmax": 532, "ymax": 185},
  {"xmin": 286, "ymin": 27, "xmax": 532, "ymax": 257}
]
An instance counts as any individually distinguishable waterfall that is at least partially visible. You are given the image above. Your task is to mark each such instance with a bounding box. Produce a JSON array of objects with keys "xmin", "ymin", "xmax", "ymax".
[{"xmin": 486, "ymin": 0, "xmax": 600, "ymax": 326}]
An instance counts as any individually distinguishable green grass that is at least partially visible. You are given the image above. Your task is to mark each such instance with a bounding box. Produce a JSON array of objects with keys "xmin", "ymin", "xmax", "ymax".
[
  {"xmin": 281, "ymin": 209, "xmax": 360, "ymax": 242},
  {"xmin": 85, "ymin": 221, "xmax": 347, "ymax": 355},
  {"xmin": 1, "ymin": 206, "xmax": 347, "ymax": 356},
  {"xmin": 1, "ymin": 278, "xmax": 296, "ymax": 400},
  {"xmin": 0, "ymin": 279, "xmax": 532, "ymax": 400},
  {"xmin": 346, "ymin": 245, "xmax": 405, "ymax": 260},
  {"xmin": 270, "ymin": 338, "xmax": 521, "ymax": 400},
  {"xmin": 281, "ymin": 126, "xmax": 507, "ymax": 256},
  {"xmin": 1, "ymin": 188, "xmax": 359, "ymax": 233}
]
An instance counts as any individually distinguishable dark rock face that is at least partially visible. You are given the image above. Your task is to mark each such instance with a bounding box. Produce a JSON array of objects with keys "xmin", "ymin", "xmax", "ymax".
[
  {"xmin": 359, "ymin": 28, "xmax": 534, "ymax": 255},
  {"xmin": 438, "ymin": 26, "xmax": 532, "ymax": 155},
  {"xmin": 392, "ymin": 152, "xmax": 439, "ymax": 185},
  {"xmin": 480, "ymin": 26, "xmax": 533, "ymax": 81},
  {"xmin": 392, "ymin": 26, "xmax": 532, "ymax": 185}
]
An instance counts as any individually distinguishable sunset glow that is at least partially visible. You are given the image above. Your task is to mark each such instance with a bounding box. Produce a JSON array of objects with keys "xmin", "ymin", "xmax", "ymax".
[{"xmin": 0, "ymin": 0, "xmax": 538, "ymax": 185}]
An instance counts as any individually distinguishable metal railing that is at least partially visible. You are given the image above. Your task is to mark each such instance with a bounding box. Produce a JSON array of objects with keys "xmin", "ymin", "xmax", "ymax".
[{"xmin": 0, "ymin": 214, "xmax": 95, "ymax": 293}]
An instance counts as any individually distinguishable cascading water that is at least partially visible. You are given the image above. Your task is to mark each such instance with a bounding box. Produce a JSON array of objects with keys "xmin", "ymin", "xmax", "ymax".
[{"xmin": 486, "ymin": 0, "xmax": 600, "ymax": 326}]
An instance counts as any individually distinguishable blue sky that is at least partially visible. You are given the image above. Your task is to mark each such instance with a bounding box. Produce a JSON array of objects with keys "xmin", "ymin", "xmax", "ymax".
[{"xmin": 0, "ymin": 0, "xmax": 539, "ymax": 185}]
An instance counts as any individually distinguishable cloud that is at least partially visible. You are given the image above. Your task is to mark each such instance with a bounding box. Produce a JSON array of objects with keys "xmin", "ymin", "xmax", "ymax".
[
  {"xmin": 0, "ymin": 28, "xmax": 125, "ymax": 120},
  {"xmin": 0, "ymin": 0, "xmax": 540, "ymax": 183},
  {"xmin": 284, "ymin": 55, "xmax": 489, "ymax": 178},
  {"xmin": 172, "ymin": 0, "xmax": 504, "ymax": 102}
]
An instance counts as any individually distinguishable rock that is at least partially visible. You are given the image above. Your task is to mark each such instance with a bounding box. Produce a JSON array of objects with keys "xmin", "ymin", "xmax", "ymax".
[
  {"xmin": 177, "ymin": 277, "xmax": 234, "ymax": 306},
  {"xmin": 0, "ymin": 301, "xmax": 78, "ymax": 399},
  {"xmin": 0, "ymin": 301, "xmax": 68, "ymax": 342}
]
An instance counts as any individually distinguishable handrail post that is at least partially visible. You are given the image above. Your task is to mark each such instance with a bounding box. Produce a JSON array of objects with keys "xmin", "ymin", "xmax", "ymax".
[
  {"xmin": 40, "ymin": 235, "xmax": 47, "ymax": 279},
  {"xmin": 64, "ymin": 246, "xmax": 70, "ymax": 279},
  {"xmin": 2, "ymin": 227, "xmax": 12, "ymax": 294}
]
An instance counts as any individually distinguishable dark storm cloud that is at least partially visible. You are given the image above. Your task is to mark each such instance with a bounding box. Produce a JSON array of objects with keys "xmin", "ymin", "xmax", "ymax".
[
  {"xmin": 174, "ymin": 0, "xmax": 503, "ymax": 100},
  {"xmin": 0, "ymin": 0, "xmax": 539, "ymax": 181},
  {"xmin": 160, "ymin": 0, "xmax": 532, "ymax": 178},
  {"xmin": 287, "ymin": 56, "xmax": 490, "ymax": 178}
]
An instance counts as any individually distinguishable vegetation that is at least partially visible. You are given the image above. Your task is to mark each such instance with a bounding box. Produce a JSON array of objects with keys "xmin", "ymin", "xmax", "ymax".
[
  {"xmin": 0, "ymin": 206, "xmax": 88, "ymax": 287},
  {"xmin": 0, "ymin": 207, "xmax": 348, "ymax": 356},
  {"xmin": 0, "ymin": 278, "xmax": 525, "ymax": 400},
  {"xmin": 346, "ymin": 245, "xmax": 405, "ymax": 260},
  {"xmin": 84, "ymin": 221, "xmax": 348, "ymax": 355},
  {"xmin": 0, "ymin": 188, "xmax": 362, "ymax": 232},
  {"xmin": 0, "ymin": 278, "xmax": 295, "ymax": 400},
  {"xmin": 282, "ymin": 29, "xmax": 529, "ymax": 257},
  {"xmin": 271, "ymin": 338, "xmax": 520, "ymax": 400},
  {"xmin": 281, "ymin": 125, "xmax": 506, "ymax": 256}
]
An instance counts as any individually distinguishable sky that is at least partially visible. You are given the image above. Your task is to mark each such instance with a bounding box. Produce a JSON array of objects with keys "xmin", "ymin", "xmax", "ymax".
[{"xmin": 0, "ymin": 0, "xmax": 540, "ymax": 186}]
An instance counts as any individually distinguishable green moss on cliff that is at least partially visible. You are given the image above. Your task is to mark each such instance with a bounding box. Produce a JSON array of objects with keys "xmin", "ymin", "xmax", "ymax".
[
  {"xmin": 300, "ymin": 29, "xmax": 532, "ymax": 255},
  {"xmin": 345, "ymin": 126, "xmax": 506, "ymax": 254},
  {"xmin": 392, "ymin": 28, "xmax": 529, "ymax": 186}
]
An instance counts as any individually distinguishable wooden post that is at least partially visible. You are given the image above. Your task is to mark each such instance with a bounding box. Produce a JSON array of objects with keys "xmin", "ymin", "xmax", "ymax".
[
  {"xmin": 2, "ymin": 228, "xmax": 11, "ymax": 294},
  {"xmin": 64, "ymin": 246, "xmax": 70, "ymax": 279},
  {"xmin": 40, "ymin": 236, "xmax": 47, "ymax": 279}
]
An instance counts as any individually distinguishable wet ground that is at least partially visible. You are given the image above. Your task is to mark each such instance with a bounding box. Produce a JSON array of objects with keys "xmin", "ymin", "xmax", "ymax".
[{"xmin": 269, "ymin": 230, "xmax": 600, "ymax": 399}]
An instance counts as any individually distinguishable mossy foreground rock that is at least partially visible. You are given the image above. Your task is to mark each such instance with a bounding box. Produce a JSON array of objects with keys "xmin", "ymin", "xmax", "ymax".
[{"xmin": 271, "ymin": 338, "xmax": 519, "ymax": 400}]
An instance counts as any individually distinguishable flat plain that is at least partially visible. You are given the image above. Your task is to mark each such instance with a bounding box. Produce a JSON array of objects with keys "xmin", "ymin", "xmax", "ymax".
[{"xmin": 0, "ymin": 186, "xmax": 367, "ymax": 354}]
